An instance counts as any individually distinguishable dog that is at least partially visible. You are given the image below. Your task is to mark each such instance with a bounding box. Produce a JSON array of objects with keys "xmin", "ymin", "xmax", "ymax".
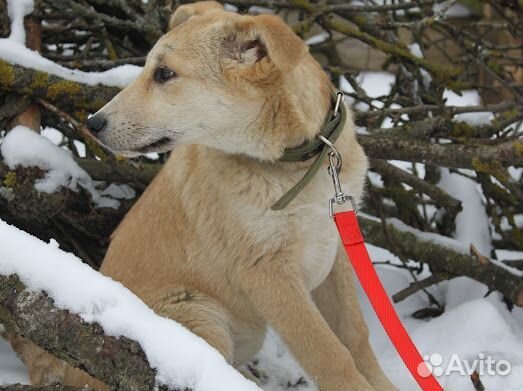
[{"xmin": 11, "ymin": 3, "xmax": 398, "ymax": 390}]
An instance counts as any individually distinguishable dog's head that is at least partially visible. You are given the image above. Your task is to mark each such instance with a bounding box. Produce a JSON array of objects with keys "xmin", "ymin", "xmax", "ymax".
[{"xmin": 86, "ymin": 1, "xmax": 330, "ymax": 160}]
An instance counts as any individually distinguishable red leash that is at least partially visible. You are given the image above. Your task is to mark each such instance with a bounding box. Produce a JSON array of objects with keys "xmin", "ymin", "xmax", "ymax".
[
  {"xmin": 334, "ymin": 210, "xmax": 444, "ymax": 391},
  {"xmin": 316, "ymin": 103, "xmax": 444, "ymax": 390}
]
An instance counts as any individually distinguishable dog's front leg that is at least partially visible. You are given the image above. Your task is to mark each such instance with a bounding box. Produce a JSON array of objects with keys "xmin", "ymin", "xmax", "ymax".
[
  {"xmin": 312, "ymin": 246, "xmax": 399, "ymax": 391},
  {"xmin": 238, "ymin": 254, "xmax": 374, "ymax": 391}
]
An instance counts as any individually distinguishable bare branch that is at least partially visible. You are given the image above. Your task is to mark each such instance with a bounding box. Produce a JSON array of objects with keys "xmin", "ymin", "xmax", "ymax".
[
  {"xmin": 359, "ymin": 135, "xmax": 523, "ymax": 168},
  {"xmin": 359, "ymin": 216, "xmax": 523, "ymax": 306}
]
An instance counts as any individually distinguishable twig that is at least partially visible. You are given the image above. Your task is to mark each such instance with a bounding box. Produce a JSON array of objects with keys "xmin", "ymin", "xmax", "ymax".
[
  {"xmin": 470, "ymin": 244, "xmax": 490, "ymax": 265},
  {"xmin": 392, "ymin": 273, "xmax": 449, "ymax": 303},
  {"xmin": 471, "ymin": 370, "xmax": 486, "ymax": 391}
]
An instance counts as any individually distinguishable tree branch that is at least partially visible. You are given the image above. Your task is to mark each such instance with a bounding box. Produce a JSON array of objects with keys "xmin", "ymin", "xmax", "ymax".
[
  {"xmin": 359, "ymin": 215, "xmax": 523, "ymax": 306},
  {"xmin": 370, "ymin": 158, "xmax": 462, "ymax": 215},
  {"xmin": 359, "ymin": 134, "xmax": 523, "ymax": 168},
  {"xmin": 0, "ymin": 59, "xmax": 119, "ymax": 113},
  {"xmin": 0, "ymin": 274, "xmax": 173, "ymax": 391}
]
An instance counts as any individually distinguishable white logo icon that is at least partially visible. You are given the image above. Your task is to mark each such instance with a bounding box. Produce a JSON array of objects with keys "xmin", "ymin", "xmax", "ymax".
[{"xmin": 417, "ymin": 353, "xmax": 511, "ymax": 378}]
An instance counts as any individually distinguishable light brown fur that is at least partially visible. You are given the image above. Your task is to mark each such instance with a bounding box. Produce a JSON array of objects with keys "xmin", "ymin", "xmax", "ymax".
[{"xmin": 11, "ymin": 3, "xmax": 397, "ymax": 390}]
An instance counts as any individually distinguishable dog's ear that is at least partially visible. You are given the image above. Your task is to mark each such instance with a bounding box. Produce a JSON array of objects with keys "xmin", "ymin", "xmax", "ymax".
[
  {"xmin": 254, "ymin": 14, "xmax": 308, "ymax": 73},
  {"xmin": 169, "ymin": 1, "xmax": 224, "ymax": 30},
  {"xmin": 222, "ymin": 14, "xmax": 308, "ymax": 78}
]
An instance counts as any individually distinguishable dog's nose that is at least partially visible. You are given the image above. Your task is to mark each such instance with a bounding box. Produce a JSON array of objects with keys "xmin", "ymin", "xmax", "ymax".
[{"xmin": 86, "ymin": 115, "xmax": 107, "ymax": 134}]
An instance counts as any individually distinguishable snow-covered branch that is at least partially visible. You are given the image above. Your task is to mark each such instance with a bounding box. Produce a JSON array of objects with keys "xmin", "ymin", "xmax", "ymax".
[
  {"xmin": 0, "ymin": 273, "xmax": 167, "ymax": 391},
  {"xmin": 0, "ymin": 58, "xmax": 120, "ymax": 114},
  {"xmin": 0, "ymin": 220, "xmax": 260, "ymax": 391}
]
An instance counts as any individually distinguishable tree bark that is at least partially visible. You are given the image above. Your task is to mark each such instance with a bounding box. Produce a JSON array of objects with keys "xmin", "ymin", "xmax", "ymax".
[
  {"xmin": 0, "ymin": 274, "xmax": 175, "ymax": 391},
  {"xmin": 359, "ymin": 134, "xmax": 523, "ymax": 169},
  {"xmin": 0, "ymin": 59, "xmax": 119, "ymax": 114}
]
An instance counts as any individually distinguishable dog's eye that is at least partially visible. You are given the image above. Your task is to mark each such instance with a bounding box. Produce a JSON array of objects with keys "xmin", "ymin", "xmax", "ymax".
[{"xmin": 154, "ymin": 67, "xmax": 177, "ymax": 83}]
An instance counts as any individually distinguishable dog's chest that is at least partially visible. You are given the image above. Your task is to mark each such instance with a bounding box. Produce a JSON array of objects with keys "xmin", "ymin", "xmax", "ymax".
[{"xmin": 294, "ymin": 204, "xmax": 339, "ymax": 291}]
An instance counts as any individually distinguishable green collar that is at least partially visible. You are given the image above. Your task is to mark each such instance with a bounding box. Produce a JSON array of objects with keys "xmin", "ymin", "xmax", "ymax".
[{"xmin": 271, "ymin": 92, "xmax": 346, "ymax": 210}]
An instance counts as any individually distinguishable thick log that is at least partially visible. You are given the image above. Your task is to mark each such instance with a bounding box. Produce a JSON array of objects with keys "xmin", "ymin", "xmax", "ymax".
[
  {"xmin": 359, "ymin": 216, "xmax": 523, "ymax": 306},
  {"xmin": 0, "ymin": 59, "xmax": 119, "ymax": 113},
  {"xmin": 0, "ymin": 274, "xmax": 168, "ymax": 391}
]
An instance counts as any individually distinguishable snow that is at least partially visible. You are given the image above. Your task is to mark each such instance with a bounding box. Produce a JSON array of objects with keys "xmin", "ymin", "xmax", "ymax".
[
  {"xmin": 0, "ymin": 338, "xmax": 29, "ymax": 386},
  {"xmin": 6, "ymin": 0, "xmax": 34, "ymax": 45},
  {"xmin": 340, "ymin": 71, "xmax": 396, "ymax": 119},
  {"xmin": 355, "ymin": 72, "xmax": 395, "ymax": 100},
  {"xmin": 0, "ymin": 219, "xmax": 261, "ymax": 391},
  {"xmin": 305, "ymin": 32, "xmax": 329, "ymax": 46},
  {"xmin": 101, "ymin": 183, "xmax": 136, "ymax": 200},
  {"xmin": 433, "ymin": 2, "xmax": 472, "ymax": 18},
  {"xmin": 409, "ymin": 43, "xmax": 423, "ymax": 59},
  {"xmin": 408, "ymin": 44, "xmax": 432, "ymax": 87},
  {"xmin": 508, "ymin": 166, "xmax": 523, "ymax": 182},
  {"xmin": 443, "ymin": 89, "xmax": 493, "ymax": 126},
  {"xmin": 438, "ymin": 169, "xmax": 491, "ymax": 254},
  {"xmin": 41, "ymin": 126, "xmax": 64, "ymax": 145},
  {"xmin": 247, "ymin": 329, "xmax": 315, "ymax": 390},
  {"xmin": 40, "ymin": 127, "xmax": 87, "ymax": 158},
  {"xmin": 387, "ymin": 214, "xmax": 469, "ymax": 254},
  {"xmin": 387, "ymin": 214, "xmax": 523, "ymax": 279},
  {"xmin": 248, "ymin": 6, "xmax": 275, "ymax": 15},
  {"xmin": 360, "ymin": 245, "xmax": 523, "ymax": 391},
  {"xmin": 353, "ymin": 211, "xmax": 523, "ymax": 391},
  {"xmin": 0, "ymin": 39, "xmax": 141, "ymax": 88},
  {"xmin": 2, "ymin": 0, "xmax": 139, "ymax": 89},
  {"xmin": 40, "ymin": 127, "xmax": 88, "ymax": 158},
  {"xmin": 496, "ymin": 249, "xmax": 523, "ymax": 261},
  {"xmin": 1, "ymin": 126, "xmax": 119, "ymax": 209},
  {"xmin": 340, "ymin": 72, "xmax": 396, "ymax": 101}
]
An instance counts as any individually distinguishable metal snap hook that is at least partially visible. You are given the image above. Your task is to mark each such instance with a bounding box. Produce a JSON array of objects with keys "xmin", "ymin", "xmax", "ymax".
[{"xmin": 318, "ymin": 125, "xmax": 357, "ymax": 217}]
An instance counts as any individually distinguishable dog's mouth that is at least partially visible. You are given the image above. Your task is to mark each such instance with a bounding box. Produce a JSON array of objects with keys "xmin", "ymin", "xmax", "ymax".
[{"xmin": 134, "ymin": 137, "xmax": 174, "ymax": 154}]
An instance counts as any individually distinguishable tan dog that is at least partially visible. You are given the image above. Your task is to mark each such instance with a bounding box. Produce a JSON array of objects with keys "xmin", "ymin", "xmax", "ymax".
[{"xmin": 12, "ymin": 3, "xmax": 398, "ymax": 391}]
